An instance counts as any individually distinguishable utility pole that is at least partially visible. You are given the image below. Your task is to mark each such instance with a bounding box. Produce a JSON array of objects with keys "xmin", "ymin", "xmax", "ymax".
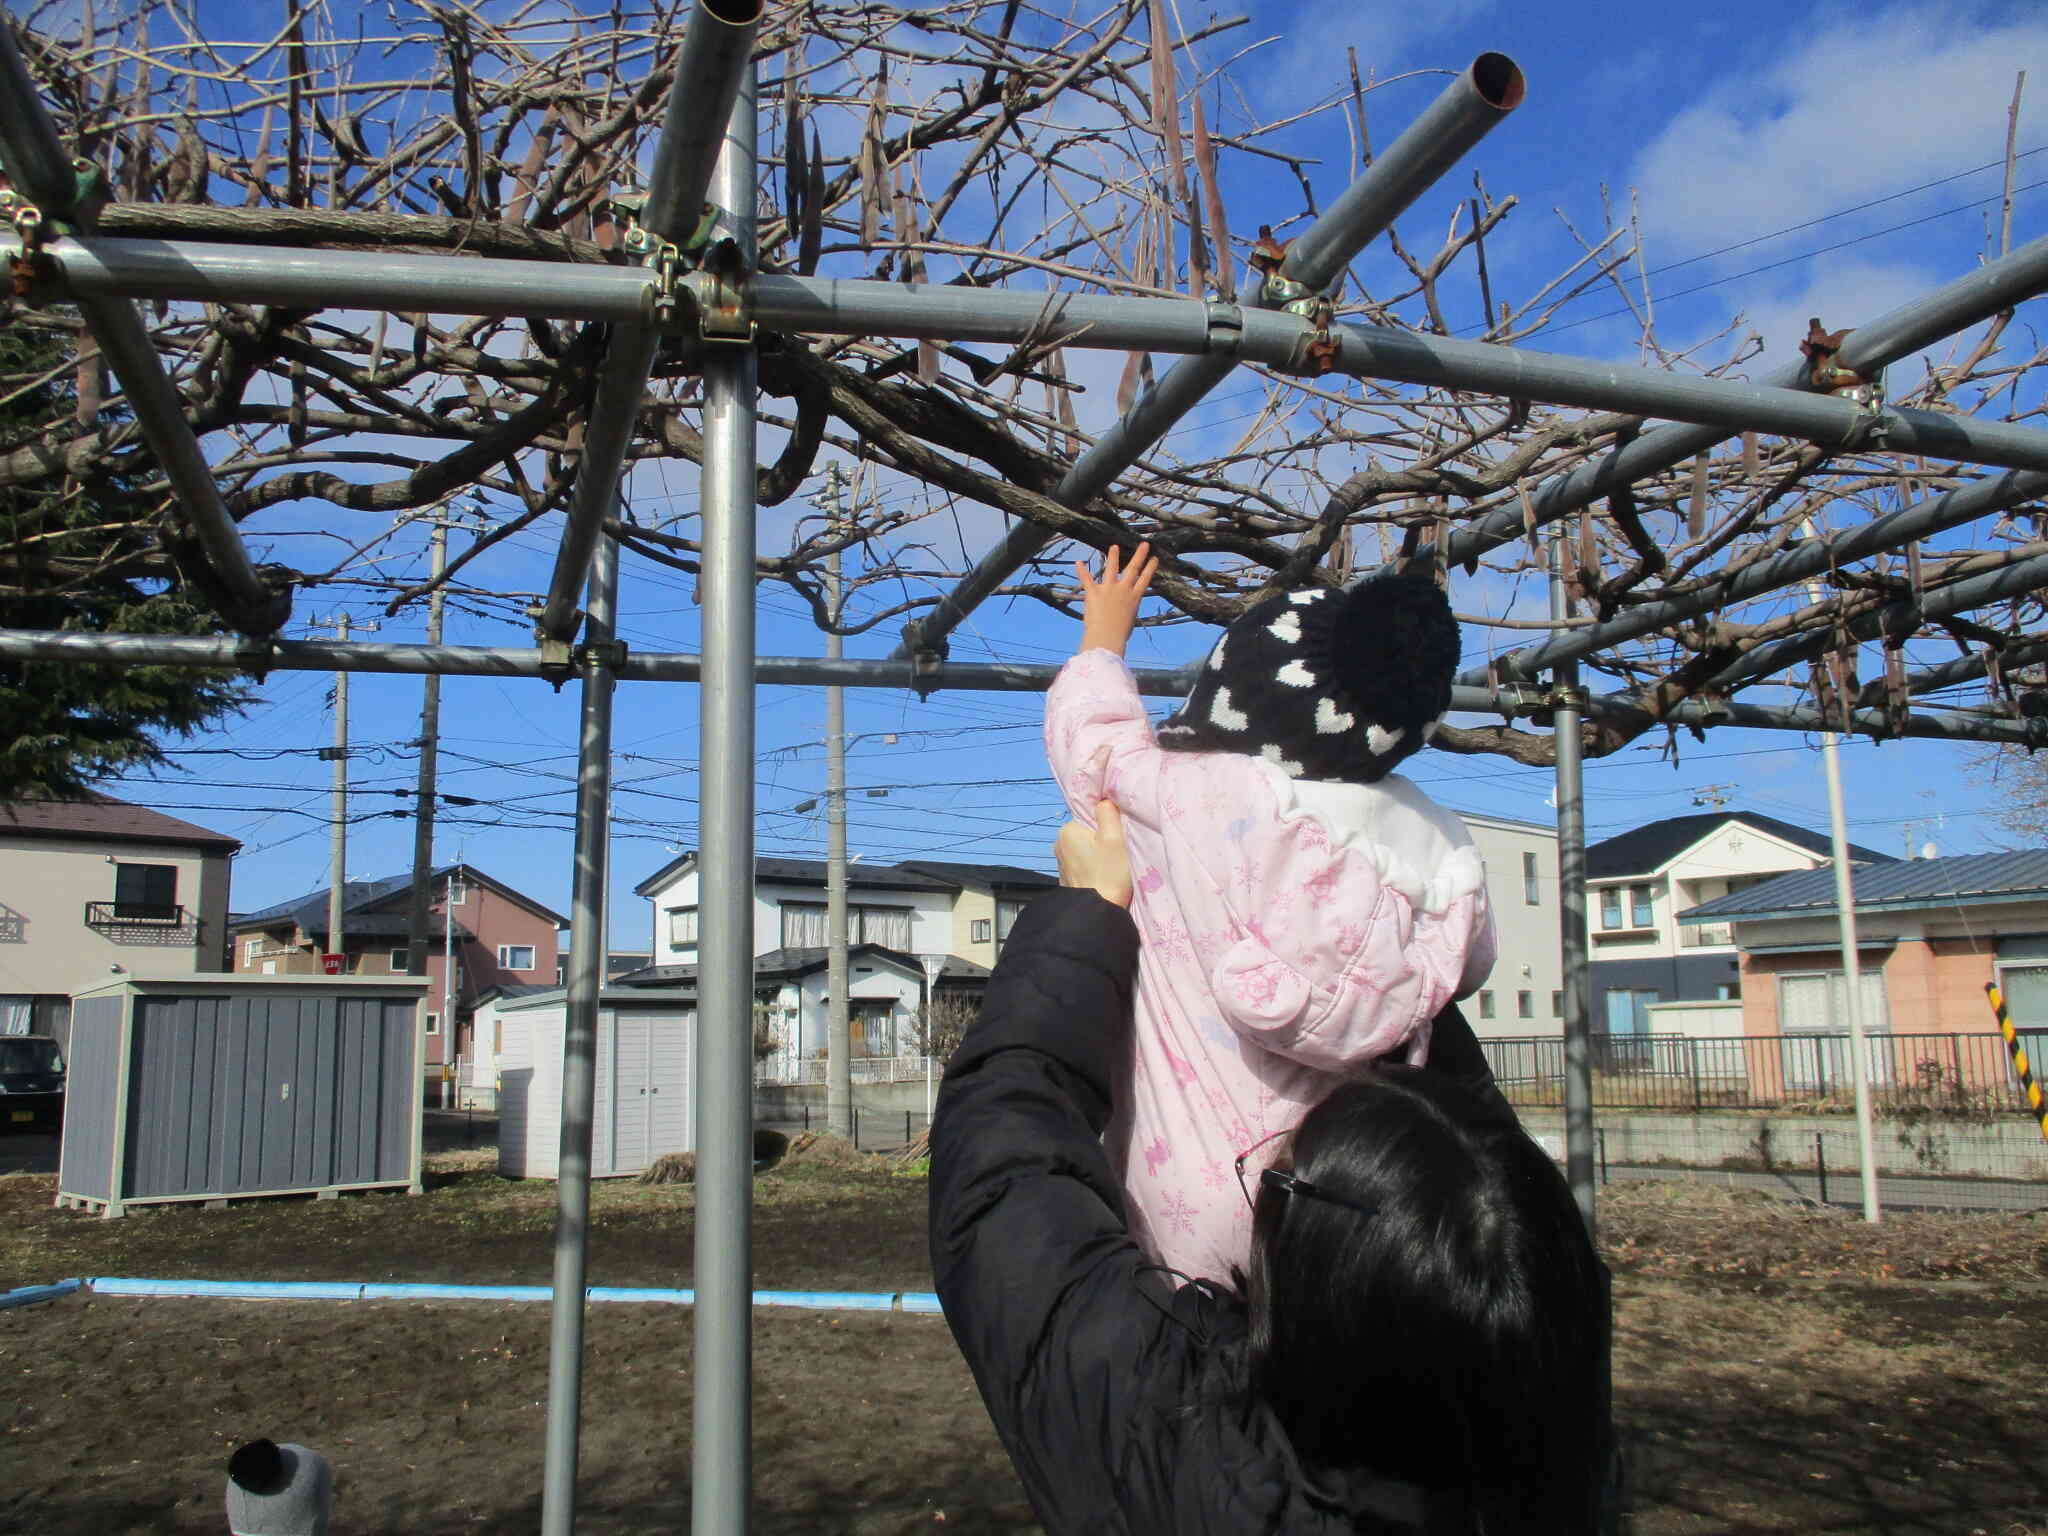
[
  {"xmin": 821, "ymin": 464, "xmax": 852, "ymax": 1140},
  {"xmin": 406, "ymin": 518, "xmax": 450, "ymax": 981}
]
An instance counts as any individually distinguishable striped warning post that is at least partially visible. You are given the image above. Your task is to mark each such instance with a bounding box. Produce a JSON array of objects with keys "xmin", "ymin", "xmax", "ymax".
[{"xmin": 1985, "ymin": 981, "xmax": 2048, "ymax": 1145}]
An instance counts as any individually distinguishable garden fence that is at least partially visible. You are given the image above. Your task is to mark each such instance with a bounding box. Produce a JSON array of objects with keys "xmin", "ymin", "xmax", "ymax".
[{"xmin": 1483, "ymin": 1029, "xmax": 2048, "ymax": 1116}]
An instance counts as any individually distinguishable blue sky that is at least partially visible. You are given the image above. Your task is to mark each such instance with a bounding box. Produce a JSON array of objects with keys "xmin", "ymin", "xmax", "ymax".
[{"xmin": 89, "ymin": 0, "xmax": 2048, "ymax": 944}]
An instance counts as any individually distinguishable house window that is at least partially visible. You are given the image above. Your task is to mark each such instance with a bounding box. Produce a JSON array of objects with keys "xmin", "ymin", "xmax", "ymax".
[
  {"xmin": 445, "ymin": 875, "xmax": 469, "ymax": 905},
  {"xmin": 1516, "ymin": 990, "xmax": 1534, "ymax": 1020},
  {"xmin": 996, "ymin": 900, "xmax": 1026, "ymax": 947},
  {"xmin": 971, "ymin": 918, "xmax": 992, "ymax": 944},
  {"xmin": 1478, "ymin": 990, "xmax": 1495, "ymax": 1020},
  {"xmin": 1630, "ymin": 885, "xmax": 1654, "ymax": 928},
  {"xmin": 497, "ymin": 945, "xmax": 536, "ymax": 971},
  {"xmin": 113, "ymin": 863, "xmax": 177, "ymax": 920},
  {"xmin": 243, "ymin": 937, "xmax": 263, "ymax": 963},
  {"xmin": 389, "ymin": 948, "xmax": 410, "ymax": 972},
  {"xmin": 778, "ymin": 902, "xmax": 913, "ymax": 951},
  {"xmin": 555, "ymin": 963, "xmax": 565, "ymax": 985},
  {"xmin": 668, "ymin": 906, "xmax": 699, "ymax": 951},
  {"xmin": 425, "ymin": 1012, "xmax": 441, "ymax": 1035},
  {"xmin": 1551, "ymin": 990, "xmax": 1564, "ymax": 1017},
  {"xmin": 1599, "ymin": 888, "xmax": 1623, "ymax": 930},
  {"xmin": 1522, "ymin": 852, "xmax": 1541, "ymax": 905}
]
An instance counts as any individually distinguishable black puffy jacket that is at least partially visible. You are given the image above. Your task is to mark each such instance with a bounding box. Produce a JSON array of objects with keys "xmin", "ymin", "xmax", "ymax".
[{"xmin": 929, "ymin": 888, "xmax": 1490, "ymax": 1535}]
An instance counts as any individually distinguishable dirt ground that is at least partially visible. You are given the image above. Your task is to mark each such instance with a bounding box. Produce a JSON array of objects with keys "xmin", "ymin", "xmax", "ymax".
[{"xmin": 3, "ymin": 1121, "xmax": 2047, "ymax": 1535}]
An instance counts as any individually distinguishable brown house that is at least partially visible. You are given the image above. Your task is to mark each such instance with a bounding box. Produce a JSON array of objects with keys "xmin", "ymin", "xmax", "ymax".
[{"xmin": 227, "ymin": 863, "xmax": 564, "ymax": 1071}]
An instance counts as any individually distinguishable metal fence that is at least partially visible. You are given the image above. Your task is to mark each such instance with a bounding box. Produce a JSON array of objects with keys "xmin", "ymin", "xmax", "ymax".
[
  {"xmin": 758, "ymin": 1104, "xmax": 931, "ymax": 1152},
  {"xmin": 1483, "ymin": 1029, "xmax": 2048, "ymax": 1115},
  {"xmin": 755, "ymin": 1054, "xmax": 938, "ymax": 1087}
]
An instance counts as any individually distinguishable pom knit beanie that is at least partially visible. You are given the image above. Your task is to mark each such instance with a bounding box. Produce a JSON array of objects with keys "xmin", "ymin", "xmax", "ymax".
[
  {"xmin": 226, "ymin": 1440, "xmax": 333, "ymax": 1536},
  {"xmin": 1155, "ymin": 571, "xmax": 1459, "ymax": 783}
]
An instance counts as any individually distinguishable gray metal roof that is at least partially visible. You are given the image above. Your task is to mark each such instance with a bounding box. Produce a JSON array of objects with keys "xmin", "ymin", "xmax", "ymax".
[
  {"xmin": 1679, "ymin": 850, "xmax": 2048, "ymax": 922},
  {"xmin": 1586, "ymin": 811, "xmax": 1894, "ymax": 881}
]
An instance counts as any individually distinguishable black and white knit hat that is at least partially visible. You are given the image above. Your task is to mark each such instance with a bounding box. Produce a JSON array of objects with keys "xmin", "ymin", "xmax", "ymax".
[{"xmin": 1155, "ymin": 571, "xmax": 1458, "ymax": 783}]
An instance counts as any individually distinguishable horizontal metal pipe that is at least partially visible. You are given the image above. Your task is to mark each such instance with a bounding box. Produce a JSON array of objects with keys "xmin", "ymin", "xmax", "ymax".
[
  {"xmin": 1587, "ymin": 690, "xmax": 2048, "ymax": 747},
  {"xmin": 888, "ymin": 53, "xmax": 1525, "ymax": 661},
  {"xmin": 1705, "ymin": 547, "xmax": 2048, "ymax": 691},
  {"xmin": 1486, "ymin": 469, "xmax": 2048, "ymax": 683},
  {"xmin": 27, "ymin": 238, "xmax": 2048, "ymax": 486},
  {"xmin": 1426, "ymin": 230, "xmax": 2048, "ymax": 596},
  {"xmin": 1890, "ymin": 634, "xmax": 2048, "ymax": 703},
  {"xmin": 1264, "ymin": 312, "xmax": 2048, "ymax": 475}
]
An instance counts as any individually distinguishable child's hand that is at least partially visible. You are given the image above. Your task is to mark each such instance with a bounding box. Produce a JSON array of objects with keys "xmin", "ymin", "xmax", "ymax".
[
  {"xmin": 1055, "ymin": 801, "xmax": 1133, "ymax": 908},
  {"xmin": 1074, "ymin": 540, "xmax": 1157, "ymax": 657}
]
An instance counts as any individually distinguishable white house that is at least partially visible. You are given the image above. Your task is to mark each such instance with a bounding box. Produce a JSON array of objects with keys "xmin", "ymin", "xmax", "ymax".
[
  {"xmin": 1583, "ymin": 812, "xmax": 1896, "ymax": 1042},
  {"xmin": 630, "ymin": 853, "xmax": 1046, "ymax": 1080},
  {"xmin": 1458, "ymin": 810, "xmax": 1565, "ymax": 1041}
]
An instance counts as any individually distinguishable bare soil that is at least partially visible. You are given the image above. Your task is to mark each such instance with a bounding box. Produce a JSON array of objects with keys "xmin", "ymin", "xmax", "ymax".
[{"xmin": 3, "ymin": 1122, "xmax": 2047, "ymax": 1535}]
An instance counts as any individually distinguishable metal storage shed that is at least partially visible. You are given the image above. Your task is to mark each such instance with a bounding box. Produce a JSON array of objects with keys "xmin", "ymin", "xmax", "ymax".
[
  {"xmin": 497, "ymin": 989, "xmax": 694, "ymax": 1180},
  {"xmin": 57, "ymin": 974, "xmax": 428, "ymax": 1218}
]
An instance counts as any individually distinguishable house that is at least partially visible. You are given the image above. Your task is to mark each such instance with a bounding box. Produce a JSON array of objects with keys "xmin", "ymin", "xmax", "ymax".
[
  {"xmin": 0, "ymin": 794, "xmax": 240, "ymax": 1049},
  {"xmin": 227, "ymin": 864, "xmax": 564, "ymax": 1075},
  {"xmin": 1676, "ymin": 851, "xmax": 2048, "ymax": 1094},
  {"xmin": 631, "ymin": 852, "xmax": 1050, "ymax": 1078},
  {"xmin": 1582, "ymin": 812, "xmax": 1895, "ymax": 1041},
  {"xmin": 1457, "ymin": 811, "xmax": 1565, "ymax": 1041}
]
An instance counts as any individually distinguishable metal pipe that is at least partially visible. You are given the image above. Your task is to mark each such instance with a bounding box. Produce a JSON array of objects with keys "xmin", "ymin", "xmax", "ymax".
[
  {"xmin": 535, "ymin": 0, "xmax": 762, "ymax": 642},
  {"xmin": 1419, "ymin": 230, "xmax": 2048, "ymax": 590},
  {"xmin": 538, "ymin": 531, "xmax": 620, "ymax": 1536},
  {"xmin": 1552, "ymin": 540, "xmax": 1597, "ymax": 1237},
  {"xmin": 1892, "ymin": 634, "xmax": 2048, "ymax": 703},
  {"xmin": 1704, "ymin": 546, "xmax": 2048, "ymax": 692},
  {"xmin": 0, "ymin": 21, "xmax": 78, "ymax": 207},
  {"xmin": 822, "ymin": 470, "xmax": 853, "ymax": 1140},
  {"xmin": 22, "ymin": 235, "xmax": 2048, "ymax": 487},
  {"xmin": 692, "ymin": 66, "xmax": 757, "ymax": 1536},
  {"xmin": 891, "ymin": 53, "xmax": 1524, "ymax": 661},
  {"xmin": 0, "ymin": 31, "xmax": 286, "ymax": 636},
  {"xmin": 1479, "ymin": 468, "xmax": 2048, "ymax": 684},
  {"xmin": 328, "ymin": 614, "xmax": 351, "ymax": 961},
  {"xmin": 5, "ymin": 628, "xmax": 2046, "ymax": 743}
]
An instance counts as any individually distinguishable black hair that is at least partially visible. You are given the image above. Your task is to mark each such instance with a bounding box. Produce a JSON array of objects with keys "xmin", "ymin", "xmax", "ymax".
[{"xmin": 1244, "ymin": 1066, "xmax": 1604, "ymax": 1534}]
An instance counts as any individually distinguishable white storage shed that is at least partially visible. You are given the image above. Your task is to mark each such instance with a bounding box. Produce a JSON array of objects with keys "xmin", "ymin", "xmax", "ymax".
[{"xmin": 496, "ymin": 988, "xmax": 694, "ymax": 1179}]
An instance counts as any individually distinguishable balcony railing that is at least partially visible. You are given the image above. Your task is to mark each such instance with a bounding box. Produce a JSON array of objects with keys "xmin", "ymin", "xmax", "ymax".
[{"xmin": 84, "ymin": 900, "xmax": 187, "ymax": 926}]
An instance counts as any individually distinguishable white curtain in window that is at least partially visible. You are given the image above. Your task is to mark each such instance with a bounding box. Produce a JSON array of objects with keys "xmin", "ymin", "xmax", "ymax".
[
  {"xmin": 861, "ymin": 907, "xmax": 912, "ymax": 951},
  {"xmin": 0, "ymin": 996, "xmax": 32, "ymax": 1035},
  {"xmin": 996, "ymin": 901, "xmax": 1025, "ymax": 941},
  {"xmin": 669, "ymin": 907, "xmax": 699, "ymax": 946},
  {"xmin": 781, "ymin": 903, "xmax": 828, "ymax": 949}
]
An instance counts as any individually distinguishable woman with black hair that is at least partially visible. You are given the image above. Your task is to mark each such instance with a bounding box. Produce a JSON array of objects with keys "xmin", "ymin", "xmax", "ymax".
[{"xmin": 929, "ymin": 805, "xmax": 1607, "ymax": 1535}]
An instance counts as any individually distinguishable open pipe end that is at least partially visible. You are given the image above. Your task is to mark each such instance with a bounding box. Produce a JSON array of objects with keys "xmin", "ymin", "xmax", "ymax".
[
  {"xmin": 700, "ymin": 0, "xmax": 764, "ymax": 25},
  {"xmin": 1469, "ymin": 52, "xmax": 1525, "ymax": 113}
]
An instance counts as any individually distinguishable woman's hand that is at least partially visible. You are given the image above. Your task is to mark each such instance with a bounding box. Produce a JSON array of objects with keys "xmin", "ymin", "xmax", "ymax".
[
  {"xmin": 1056, "ymin": 801, "xmax": 1133, "ymax": 908},
  {"xmin": 1074, "ymin": 541, "xmax": 1157, "ymax": 657}
]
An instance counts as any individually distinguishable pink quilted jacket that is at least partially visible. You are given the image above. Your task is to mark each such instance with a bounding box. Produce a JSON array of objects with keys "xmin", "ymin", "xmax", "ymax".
[{"xmin": 1045, "ymin": 648, "xmax": 1496, "ymax": 1281}]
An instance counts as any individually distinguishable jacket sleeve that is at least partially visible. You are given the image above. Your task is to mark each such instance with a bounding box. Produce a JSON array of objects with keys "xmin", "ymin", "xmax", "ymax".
[
  {"xmin": 930, "ymin": 889, "xmax": 1203, "ymax": 1533},
  {"xmin": 1044, "ymin": 648, "xmax": 1168, "ymax": 827}
]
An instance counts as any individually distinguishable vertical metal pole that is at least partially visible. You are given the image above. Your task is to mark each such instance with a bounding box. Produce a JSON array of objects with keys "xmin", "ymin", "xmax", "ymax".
[
  {"xmin": 823, "ymin": 468, "xmax": 852, "ymax": 1139},
  {"xmin": 328, "ymin": 614, "xmax": 351, "ymax": 962},
  {"xmin": 1799, "ymin": 519, "xmax": 1880, "ymax": 1222},
  {"xmin": 1551, "ymin": 539, "xmax": 1597, "ymax": 1237},
  {"xmin": 1821, "ymin": 736, "xmax": 1882, "ymax": 1222},
  {"xmin": 538, "ymin": 533, "xmax": 620, "ymax": 1536},
  {"xmin": 407, "ymin": 522, "xmax": 449, "ymax": 980},
  {"xmin": 693, "ymin": 65, "xmax": 758, "ymax": 1536}
]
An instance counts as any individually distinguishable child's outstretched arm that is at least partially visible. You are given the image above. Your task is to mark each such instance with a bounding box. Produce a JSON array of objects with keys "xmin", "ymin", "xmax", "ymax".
[{"xmin": 1074, "ymin": 541, "xmax": 1156, "ymax": 658}]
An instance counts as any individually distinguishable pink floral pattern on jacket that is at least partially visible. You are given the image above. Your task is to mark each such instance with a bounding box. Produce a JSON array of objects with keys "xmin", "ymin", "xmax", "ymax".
[{"xmin": 1046, "ymin": 648, "xmax": 1496, "ymax": 1282}]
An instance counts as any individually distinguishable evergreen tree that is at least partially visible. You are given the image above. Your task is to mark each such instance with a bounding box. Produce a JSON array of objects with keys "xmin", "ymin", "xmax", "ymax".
[{"xmin": 1, "ymin": 315, "xmax": 250, "ymax": 798}]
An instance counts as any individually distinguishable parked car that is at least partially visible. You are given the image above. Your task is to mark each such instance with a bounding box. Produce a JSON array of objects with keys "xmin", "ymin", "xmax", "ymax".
[{"xmin": 0, "ymin": 1035, "xmax": 65, "ymax": 1131}]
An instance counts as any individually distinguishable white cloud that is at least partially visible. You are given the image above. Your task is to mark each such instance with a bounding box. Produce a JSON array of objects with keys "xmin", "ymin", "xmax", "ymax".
[{"xmin": 1632, "ymin": 3, "xmax": 2048, "ymax": 256}]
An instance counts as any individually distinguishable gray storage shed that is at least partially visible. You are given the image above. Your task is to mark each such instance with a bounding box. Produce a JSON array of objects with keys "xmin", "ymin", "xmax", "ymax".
[
  {"xmin": 498, "ymin": 989, "xmax": 694, "ymax": 1179},
  {"xmin": 58, "ymin": 974, "xmax": 428, "ymax": 1217}
]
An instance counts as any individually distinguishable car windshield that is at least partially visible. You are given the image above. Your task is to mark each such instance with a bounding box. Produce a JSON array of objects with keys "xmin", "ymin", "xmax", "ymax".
[{"xmin": 0, "ymin": 1039, "xmax": 63, "ymax": 1075}]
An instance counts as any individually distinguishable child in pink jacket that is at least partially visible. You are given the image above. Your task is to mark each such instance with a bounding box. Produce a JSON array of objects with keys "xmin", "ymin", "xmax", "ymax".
[{"xmin": 1045, "ymin": 542, "xmax": 1496, "ymax": 1282}]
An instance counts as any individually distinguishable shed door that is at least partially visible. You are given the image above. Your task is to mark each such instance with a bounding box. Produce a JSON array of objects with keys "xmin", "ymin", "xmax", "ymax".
[{"xmin": 612, "ymin": 1011, "xmax": 653, "ymax": 1174}]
